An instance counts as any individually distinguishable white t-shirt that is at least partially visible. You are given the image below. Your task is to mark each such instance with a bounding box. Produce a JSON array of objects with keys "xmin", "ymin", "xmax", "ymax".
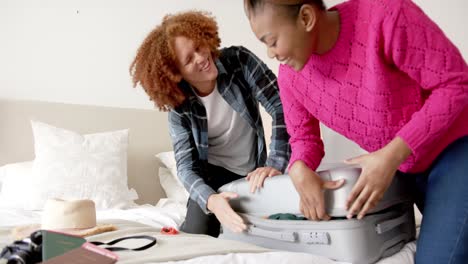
[{"xmin": 198, "ymin": 85, "xmax": 256, "ymax": 175}]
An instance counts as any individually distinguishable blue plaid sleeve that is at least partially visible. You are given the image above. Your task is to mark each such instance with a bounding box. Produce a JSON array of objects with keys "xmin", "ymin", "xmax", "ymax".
[
  {"xmin": 168, "ymin": 110, "xmax": 215, "ymax": 214},
  {"xmin": 237, "ymin": 47, "xmax": 291, "ymax": 172}
]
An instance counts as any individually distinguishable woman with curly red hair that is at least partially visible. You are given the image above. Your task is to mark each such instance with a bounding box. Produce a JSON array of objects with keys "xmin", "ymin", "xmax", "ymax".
[{"xmin": 130, "ymin": 11, "xmax": 290, "ymax": 237}]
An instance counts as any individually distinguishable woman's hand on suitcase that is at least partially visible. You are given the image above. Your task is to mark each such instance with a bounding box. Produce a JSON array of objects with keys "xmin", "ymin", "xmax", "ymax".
[
  {"xmin": 207, "ymin": 192, "xmax": 248, "ymax": 233},
  {"xmin": 246, "ymin": 166, "xmax": 282, "ymax": 193},
  {"xmin": 289, "ymin": 161, "xmax": 345, "ymax": 221},
  {"xmin": 344, "ymin": 137, "xmax": 412, "ymax": 219}
]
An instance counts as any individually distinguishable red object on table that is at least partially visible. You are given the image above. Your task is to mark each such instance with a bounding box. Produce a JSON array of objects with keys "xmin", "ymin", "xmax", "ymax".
[{"xmin": 161, "ymin": 226, "xmax": 179, "ymax": 235}]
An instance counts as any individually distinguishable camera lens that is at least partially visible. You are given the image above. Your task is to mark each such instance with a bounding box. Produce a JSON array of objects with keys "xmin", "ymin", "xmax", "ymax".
[{"xmin": 7, "ymin": 252, "xmax": 28, "ymax": 264}]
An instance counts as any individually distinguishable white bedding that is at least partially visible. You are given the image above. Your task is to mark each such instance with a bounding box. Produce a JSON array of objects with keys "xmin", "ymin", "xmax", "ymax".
[
  {"xmin": 0, "ymin": 200, "xmax": 416, "ymax": 264},
  {"xmin": 163, "ymin": 242, "xmax": 417, "ymax": 264},
  {"xmin": 0, "ymin": 200, "xmax": 185, "ymax": 229}
]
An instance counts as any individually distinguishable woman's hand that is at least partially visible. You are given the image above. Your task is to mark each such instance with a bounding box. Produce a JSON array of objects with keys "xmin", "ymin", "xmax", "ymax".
[
  {"xmin": 345, "ymin": 137, "xmax": 412, "ymax": 219},
  {"xmin": 289, "ymin": 161, "xmax": 345, "ymax": 221},
  {"xmin": 246, "ymin": 166, "xmax": 282, "ymax": 193},
  {"xmin": 207, "ymin": 192, "xmax": 247, "ymax": 233}
]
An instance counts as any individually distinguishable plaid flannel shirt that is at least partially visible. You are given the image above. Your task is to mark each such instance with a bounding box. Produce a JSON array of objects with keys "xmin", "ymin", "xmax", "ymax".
[{"xmin": 168, "ymin": 46, "xmax": 290, "ymax": 214}]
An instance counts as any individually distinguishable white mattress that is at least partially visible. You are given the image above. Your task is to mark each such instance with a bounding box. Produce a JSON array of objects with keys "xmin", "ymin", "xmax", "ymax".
[{"xmin": 0, "ymin": 199, "xmax": 416, "ymax": 264}]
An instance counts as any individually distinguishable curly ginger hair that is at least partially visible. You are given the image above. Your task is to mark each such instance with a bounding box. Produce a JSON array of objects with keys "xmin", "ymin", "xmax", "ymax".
[{"xmin": 130, "ymin": 11, "xmax": 221, "ymax": 111}]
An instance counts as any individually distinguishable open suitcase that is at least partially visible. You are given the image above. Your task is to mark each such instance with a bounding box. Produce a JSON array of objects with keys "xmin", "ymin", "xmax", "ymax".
[
  {"xmin": 219, "ymin": 164, "xmax": 414, "ymax": 217},
  {"xmin": 218, "ymin": 164, "xmax": 416, "ymax": 264}
]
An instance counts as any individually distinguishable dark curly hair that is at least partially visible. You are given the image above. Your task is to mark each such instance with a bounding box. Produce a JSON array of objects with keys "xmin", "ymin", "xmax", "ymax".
[
  {"xmin": 245, "ymin": 0, "xmax": 326, "ymax": 19},
  {"xmin": 130, "ymin": 11, "xmax": 221, "ymax": 111}
]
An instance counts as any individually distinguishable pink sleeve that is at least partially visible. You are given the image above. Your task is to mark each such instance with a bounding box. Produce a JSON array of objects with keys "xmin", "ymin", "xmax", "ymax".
[
  {"xmin": 384, "ymin": 0, "xmax": 468, "ymax": 160},
  {"xmin": 278, "ymin": 65, "xmax": 324, "ymax": 171}
]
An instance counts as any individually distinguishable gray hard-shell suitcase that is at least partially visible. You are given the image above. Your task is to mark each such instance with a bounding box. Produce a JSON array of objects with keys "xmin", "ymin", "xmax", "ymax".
[
  {"xmin": 220, "ymin": 205, "xmax": 416, "ymax": 264},
  {"xmin": 218, "ymin": 164, "xmax": 416, "ymax": 263},
  {"xmin": 219, "ymin": 164, "xmax": 413, "ymax": 217}
]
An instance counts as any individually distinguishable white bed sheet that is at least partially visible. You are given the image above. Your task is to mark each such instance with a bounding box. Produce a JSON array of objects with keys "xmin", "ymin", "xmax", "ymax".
[
  {"xmin": 159, "ymin": 242, "xmax": 416, "ymax": 264},
  {"xmin": 0, "ymin": 199, "xmax": 186, "ymax": 229},
  {"xmin": 0, "ymin": 200, "xmax": 416, "ymax": 264}
]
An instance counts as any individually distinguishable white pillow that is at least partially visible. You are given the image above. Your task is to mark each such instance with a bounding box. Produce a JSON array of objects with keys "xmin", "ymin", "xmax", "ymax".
[
  {"xmin": 159, "ymin": 167, "xmax": 189, "ymax": 204},
  {"xmin": 0, "ymin": 166, "xmax": 4, "ymax": 190},
  {"xmin": 156, "ymin": 151, "xmax": 189, "ymax": 204},
  {"xmin": 156, "ymin": 151, "xmax": 178, "ymax": 181},
  {"xmin": 0, "ymin": 161, "xmax": 33, "ymax": 208},
  {"xmin": 26, "ymin": 120, "xmax": 138, "ymax": 210}
]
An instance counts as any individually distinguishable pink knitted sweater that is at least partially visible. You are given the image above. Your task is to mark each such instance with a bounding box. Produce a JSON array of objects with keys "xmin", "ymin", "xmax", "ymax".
[{"xmin": 278, "ymin": 0, "xmax": 468, "ymax": 173}]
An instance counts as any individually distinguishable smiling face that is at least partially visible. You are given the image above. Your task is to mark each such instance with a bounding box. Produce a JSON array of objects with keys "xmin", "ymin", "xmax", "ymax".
[
  {"xmin": 173, "ymin": 36, "xmax": 218, "ymax": 96},
  {"xmin": 248, "ymin": 3, "xmax": 317, "ymax": 71}
]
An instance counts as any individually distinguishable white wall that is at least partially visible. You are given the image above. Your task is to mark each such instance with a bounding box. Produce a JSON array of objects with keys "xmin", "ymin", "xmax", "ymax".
[
  {"xmin": 1, "ymin": 0, "xmax": 467, "ymax": 162},
  {"xmin": 0, "ymin": 0, "xmax": 272, "ymax": 109},
  {"xmin": 1, "ymin": 0, "xmax": 466, "ymax": 109}
]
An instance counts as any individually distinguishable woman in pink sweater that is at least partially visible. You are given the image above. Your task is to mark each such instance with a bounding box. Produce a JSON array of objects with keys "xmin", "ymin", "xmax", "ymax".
[{"xmin": 245, "ymin": 0, "xmax": 467, "ymax": 262}]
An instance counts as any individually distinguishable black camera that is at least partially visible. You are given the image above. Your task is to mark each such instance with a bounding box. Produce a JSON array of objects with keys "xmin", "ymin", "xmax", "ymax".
[{"xmin": 0, "ymin": 230, "xmax": 43, "ymax": 264}]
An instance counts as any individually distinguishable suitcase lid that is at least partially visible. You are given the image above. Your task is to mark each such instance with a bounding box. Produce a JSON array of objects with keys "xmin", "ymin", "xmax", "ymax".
[{"xmin": 219, "ymin": 163, "xmax": 413, "ymax": 217}]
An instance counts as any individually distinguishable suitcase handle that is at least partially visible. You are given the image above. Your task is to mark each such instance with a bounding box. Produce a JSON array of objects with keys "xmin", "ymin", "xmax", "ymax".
[
  {"xmin": 247, "ymin": 225, "xmax": 297, "ymax": 242},
  {"xmin": 375, "ymin": 212, "xmax": 408, "ymax": 234},
  {"xmin": 380, "ymin": 235, "xmax": 407, "ymax": 258}
]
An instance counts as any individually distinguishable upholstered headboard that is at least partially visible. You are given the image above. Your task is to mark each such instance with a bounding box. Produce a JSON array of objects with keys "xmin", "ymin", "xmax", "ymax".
[{"xmin": 0, "ymin": 98, "xmax": 172, "ymax": 205}]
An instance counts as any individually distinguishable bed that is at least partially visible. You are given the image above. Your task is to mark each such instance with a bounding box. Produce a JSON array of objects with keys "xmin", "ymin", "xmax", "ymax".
[{"xmin": 0, "ymin": 98, "xmax": 418, "ymax": 264}]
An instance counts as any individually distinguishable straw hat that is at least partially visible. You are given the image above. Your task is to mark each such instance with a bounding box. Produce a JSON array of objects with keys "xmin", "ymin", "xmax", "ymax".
[{"xmin": 12, "ymin": 198, "xmax": 116, "ymax": 240}]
